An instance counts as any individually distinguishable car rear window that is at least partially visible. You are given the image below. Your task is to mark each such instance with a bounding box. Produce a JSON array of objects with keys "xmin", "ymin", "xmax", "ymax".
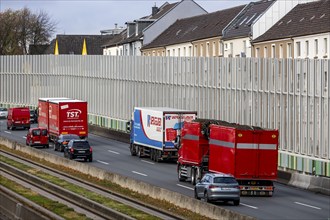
[
  {"xmin": 213, "ymin": 177, "xmax": 237, "ymax": 184},
  {"xmin": 64, "ymin": 135, "xmax": 79, "ymax": 140},
  {"xmin": 73, "ymin": 142, "xmax": 90, "ymax": 148},
  {"xmin": 41, "ymin": 129, "xmax": 48, "ymax": 136},
  {"xmin": 32, "ymin": 130, "xmax": 41, "ymax": 136}
]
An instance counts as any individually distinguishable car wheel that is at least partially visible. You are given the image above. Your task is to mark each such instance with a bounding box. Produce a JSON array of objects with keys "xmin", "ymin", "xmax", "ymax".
[
  {"xmin": 233, "ymin": 200, "xmax": 240, "ymax": 206},
  {"xmin": 29, "ymin": 140, "xmax": 32, "ymax": 147},
  {"xmin": 54, "ymin": 144, "xmax": 57, "ymax": 151},
  {"xmin": 89, "ymin": 156, "xmax": 93, "ymax": 162},
  {"xmin": 69, "ymin": 154, "xmax": 73, "ymax": 160},
  {"xmin": 194, "ymin": 189, "xmax": 200, "ymax": 200},
  {"xmin": 46, "ymin": 144, "xmax": 49, "ymax": 148},
  {"xmin": 84, "ymin": 158, "xmax": 87, "ymax": 162},
  {"xmin": 204, "ymin": 191, "xmax": 210, "ymax": 203},
  {"xmin": 60, "ymin": 145, "xmax": 64, "ymax": 152}
]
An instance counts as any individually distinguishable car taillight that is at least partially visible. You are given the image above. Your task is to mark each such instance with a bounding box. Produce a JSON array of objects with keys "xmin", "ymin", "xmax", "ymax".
[
  {"xmin": 70, "ymin": 148, "xmax": 74, "ymax": 153},
  {"xmin": 90, "ymin": 147, "xmax": 93, "ymax": 152},
  {"xmin": 209, "ymin": 185, "xmax": 219, "ymax": 189}
]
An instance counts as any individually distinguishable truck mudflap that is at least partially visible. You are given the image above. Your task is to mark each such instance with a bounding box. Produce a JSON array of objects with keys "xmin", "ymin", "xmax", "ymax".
[{"xmin": 238, "ymin": 180, "xmax": 274, "ymax": 196}]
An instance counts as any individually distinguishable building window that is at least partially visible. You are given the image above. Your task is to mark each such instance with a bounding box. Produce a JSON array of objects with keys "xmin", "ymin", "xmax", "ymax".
[
  {"xmin": 213, "ymin": 42, "xmax": 216, "ymax": 56},
  {"xmin": 315, "ymin": 39, "xmax": 318, "ymax": 55},
  {"xmin": 296, "ymin": 41, "xmax": 301, "ymax": 57},
  {"xmin": 264, "ymin": 46, "xmax": 268, "ymax": 58},
  {"xmin": 219, "ymin": 41, "xmax": 223, "ymax": 56},
  {"xmin": 173, "ymin": 49, "xmax": 175, "ymax": 56},
  {"xmin": 279, "ymin": 44, "xmax": 283, "ymax": 58},
  {"xmin": 255, "ymin": 47, "xmax": 260, "ymax": 58},
  {"xmin": 306, "ymin": 41, "xmax": 309, "ymax": 57},
  {"xmin": 287, "ymin": 43, "xmax": 292, "ymax": 58},
  {"xmin": 189, "ymin": 46, "xmax": 192, "ymax": 57},
  {"xmin": 271, "ymin": 44, "xmax": 276, "ymax": 58},
  {"xmin": 230, "ymin": 42, "xmax": 233, "ymax": 55},
  {"xmin": 178, "ymin": 48, "xmax": 181, "ymax": 57},
  {"xmin": 243, "ymin": 40, "xmax": 246, "ymax": 54},
  {"xmin": 324, "ymin": 38, "xmax": 328, "ymax": 55},
  {"xmin": 200, "ymin": 44, "xmax": 204, "ymax": 57},
  {"xmin": 194, "ymin": 45, "xmax": 197, "ymax": 56},
  {"xmin": 167, "ymin": 50, "xmax": 170, "ymax": 56}
]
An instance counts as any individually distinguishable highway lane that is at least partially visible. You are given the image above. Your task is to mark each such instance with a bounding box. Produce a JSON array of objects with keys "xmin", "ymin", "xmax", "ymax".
[{"xmin": 1, "ymin": 120, "xmax": 329, "ymax": 220}]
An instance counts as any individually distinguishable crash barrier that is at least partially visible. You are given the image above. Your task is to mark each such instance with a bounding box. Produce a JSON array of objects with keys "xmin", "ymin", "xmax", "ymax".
[
  {"xmin": 0, "ymin": 187, "xmax": 63, "ymax": 220},
  {"xmin": 90, "ymin": 124, "xmax": 330, "ymax": 196},
  {"xmin": 0, "ymin": 136, "xmax": 255, "ymax": 220}
]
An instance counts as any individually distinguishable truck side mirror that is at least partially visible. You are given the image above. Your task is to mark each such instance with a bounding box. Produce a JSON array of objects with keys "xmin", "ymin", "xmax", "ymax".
[{"xmin": 126, "ymin": 121, "xmax": 131, "ymax": 133}]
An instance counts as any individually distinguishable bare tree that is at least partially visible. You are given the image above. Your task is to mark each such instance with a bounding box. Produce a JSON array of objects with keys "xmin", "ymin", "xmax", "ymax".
[{"xmin": 0, "ymin": 7, "xmax": 57, "ymax": 55}]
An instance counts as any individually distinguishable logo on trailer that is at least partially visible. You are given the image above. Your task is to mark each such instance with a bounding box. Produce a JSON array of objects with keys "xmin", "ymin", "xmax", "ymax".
[
  {"xmin": 147, "ymin": 115, "xmax": 161, "ymax": 127},
  {"xmin": 66, "ymin": 109, "xmax": 82, "ymax": 119}
]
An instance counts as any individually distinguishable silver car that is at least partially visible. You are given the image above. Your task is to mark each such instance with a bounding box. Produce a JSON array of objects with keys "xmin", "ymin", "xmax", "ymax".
[
  {"xmin": 194, "ymin": 173, "xmax": 240, "ymax": 205},
  {"xmin": 0, "ymin": 107, "xmax": 8, "ymax": 119}
]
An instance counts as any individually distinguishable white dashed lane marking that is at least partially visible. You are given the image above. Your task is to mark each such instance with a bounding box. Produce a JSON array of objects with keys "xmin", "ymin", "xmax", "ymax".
[
  {"xmin": 132, "ymin": 171, "xmax": 148, "ymax": 177},
  {"xmin": 108, "ymin": 150, "xmax": 119, "ymax": 154},
  {"xmin": 294, "ymin": 202, "xmax": 321, "ymax": 210},
  {"xmin": 97, "ymin": 160, "xmax": 109, "ymax": 165}
]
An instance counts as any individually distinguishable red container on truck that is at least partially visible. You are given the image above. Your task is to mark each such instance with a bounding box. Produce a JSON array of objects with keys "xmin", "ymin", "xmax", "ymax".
[
  {"xmin": 38, "ymin": 97, "xmax": 70, "ymax": 129},
  {"xmin": 177, "ymin": 119, "xmax": 279, "ymax": 196},
  {"xmin": 38, "ymin": 98, "xmax": 88, "ymax": 141}
]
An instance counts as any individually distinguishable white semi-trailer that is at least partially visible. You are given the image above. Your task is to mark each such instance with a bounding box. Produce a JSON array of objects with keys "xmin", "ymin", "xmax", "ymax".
[{"xmin": 129, "ymin": 107, "xmax": 197, "ymax": 162}]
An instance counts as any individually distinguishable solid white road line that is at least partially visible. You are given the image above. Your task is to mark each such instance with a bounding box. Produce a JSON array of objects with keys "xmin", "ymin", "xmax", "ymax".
[
  {"xmin": 132, "ymin": 171, "xmax": 148, "ymax": 177},
  {"xmin": 294, "ymin": 202, "xmax": 321, "ymax": 210},
  {"xmin": 4, "ymin": 131, "xmax": 11, "ymax": 134},
  {"xmin": 141, "ymin": 160, "xmax": 155, "ymax": 165},
  {"xmin": 240, "ymin": 203, "xmax": 258, "ymax": 209},
  {"xmin": 22, "ymin": 136, "xmax": 26, "ymax": 139},
  {"xmin": 176, "ymin": 184, "xmax": 194, "ymax": 191},
  {"xmin": 97, "ymin": 160, "xmax": 109, "ymax": 165},
  {"xmin": 108, "ymin": 150, "xmax": 120, "ymax": 154}
]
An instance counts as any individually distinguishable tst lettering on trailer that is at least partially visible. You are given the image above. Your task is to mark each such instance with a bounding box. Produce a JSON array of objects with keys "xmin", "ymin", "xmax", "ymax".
[{"xmin": 66, "ymin": 109, "xmax": 82, "ymax": 119}]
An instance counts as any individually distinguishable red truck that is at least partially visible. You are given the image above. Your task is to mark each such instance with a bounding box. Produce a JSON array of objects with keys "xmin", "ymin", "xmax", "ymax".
[
  {"xmin": 38, "ymin": 98, "xmax": 88, "ymax": 141},
  {"xmin": 177, "ymin": 119, "xmax": 279, "ymax": 196}
]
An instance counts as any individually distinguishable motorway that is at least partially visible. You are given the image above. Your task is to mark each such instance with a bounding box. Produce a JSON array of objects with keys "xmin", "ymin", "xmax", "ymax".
[{"xmin": 0, "ymin": 119, "xmax": 329, "ymax": 220}]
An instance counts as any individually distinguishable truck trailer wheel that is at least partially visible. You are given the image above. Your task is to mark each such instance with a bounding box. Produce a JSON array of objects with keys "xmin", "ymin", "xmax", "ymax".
[
  {"xmin": 191, "ymin": 168, "xmax": 197, "ymax": 185},
  {"xmin": 130, "ymin": 144, "xmax": 136, "ymax": 156},
  {"xmin": 177, "ymin": 164, "xmax": 186, "ymax": 181}
]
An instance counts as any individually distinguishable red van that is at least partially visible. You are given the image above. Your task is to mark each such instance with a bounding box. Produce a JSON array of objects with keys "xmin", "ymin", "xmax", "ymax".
[
  {"xmin": 7, "ymin": 107, "xmax": 30, "ymax": 130},
  {"xmin": 26, "ymin": 127, "xmax": 49, "ymax": 148}
]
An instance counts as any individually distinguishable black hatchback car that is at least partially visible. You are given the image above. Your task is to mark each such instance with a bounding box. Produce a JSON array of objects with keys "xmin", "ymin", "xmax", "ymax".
[
  {"xmin": 64, "ymin": 139, "xmax": 93, "ymax": 162},
  {"xmin": 54, "ymin": 134, "xmax": 80, "ymax": 152}
]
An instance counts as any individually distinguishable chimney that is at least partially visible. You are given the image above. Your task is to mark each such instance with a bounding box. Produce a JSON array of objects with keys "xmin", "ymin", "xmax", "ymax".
[{"xmin": 152, "ymin": 3, "xmax": 158, "ymax": 16}]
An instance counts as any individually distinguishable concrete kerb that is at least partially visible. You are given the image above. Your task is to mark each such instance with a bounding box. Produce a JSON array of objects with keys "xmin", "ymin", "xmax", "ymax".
[{"xmin": 0, "ymin": 136, "xmax": 255, "ymax": 220}]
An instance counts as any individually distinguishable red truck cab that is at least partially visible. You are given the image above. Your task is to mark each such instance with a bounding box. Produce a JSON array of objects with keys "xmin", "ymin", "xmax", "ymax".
[
  {"xmin": 26, "ymin": 127, "xmax": 49, "ymax": 148},
  {"xmin": 7, "ymin": 107, "xmax": 30, "ymax": 130}
]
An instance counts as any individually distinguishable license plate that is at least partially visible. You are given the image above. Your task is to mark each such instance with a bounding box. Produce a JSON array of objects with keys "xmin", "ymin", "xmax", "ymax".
[
  {"xmin": 78, "ymin": 151, "xmax": 85, "ymax": 153},
  {"xmin": 34, "ymin": 141, "xmax": 40, "ymax": 143}
]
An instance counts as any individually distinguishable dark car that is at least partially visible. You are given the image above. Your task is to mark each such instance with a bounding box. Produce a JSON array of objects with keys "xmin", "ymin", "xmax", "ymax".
[
  {"xmin": 54, "ymin": 134, "xmax": 80, "ymax": 152},
  {"xmin": 29, "ymin": 109, "xmax": 38, "ymax": 123},
  {"xmin": 194, "ymin": 173, "xmax": 240, "ymax": 205},
  {"xmin": 64, "ymin": 139, "xmax": 93, "ymax": 162}
]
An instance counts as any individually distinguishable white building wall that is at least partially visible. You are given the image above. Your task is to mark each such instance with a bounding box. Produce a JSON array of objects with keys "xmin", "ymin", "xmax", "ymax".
[
  {"xmin": 143, "ymin": 0, "xmax": 207, "ymax": 45},
  {"xmin": 294, "ymin": 33, "xmax": 330, "ymax": 59},
  {"xmin": 252, "ymin": 0, "xmax": 317, "ymax": 39},
  {"xmin": 223, "ymin": 37, "xmax": 251, "ymax": 57},
  {"xmin": 103, "ymin": 45, "xmax": 123, "ymax": 56},
  {"xmin": 166, "ymin": 42, "xmax": 193, "ymax": 57}
]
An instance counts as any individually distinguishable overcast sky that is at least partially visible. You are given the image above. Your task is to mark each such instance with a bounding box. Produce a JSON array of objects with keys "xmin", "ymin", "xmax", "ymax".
[{"xmin": 1, "ymin": 0, "xmax": 252, "ymax": 38}]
